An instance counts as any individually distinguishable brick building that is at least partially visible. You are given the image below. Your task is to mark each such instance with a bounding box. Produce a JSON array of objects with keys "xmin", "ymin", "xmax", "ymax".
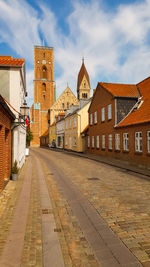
[
  {"xmin": 30, "ymin": 46, "xmax": 55, "ymax": 146},
  {"xmin": 0, "ymin": 95, "xmax": 15, "ymax": 191},
  {"xmin": 87, "ymin": 78, "xmax": 150, "ymax": 169}
]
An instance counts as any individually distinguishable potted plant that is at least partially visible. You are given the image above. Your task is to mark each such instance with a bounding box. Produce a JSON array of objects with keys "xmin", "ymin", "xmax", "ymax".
[{"xmin": 11, "ymin": 160, "xmax": 19, "ymax": 181}]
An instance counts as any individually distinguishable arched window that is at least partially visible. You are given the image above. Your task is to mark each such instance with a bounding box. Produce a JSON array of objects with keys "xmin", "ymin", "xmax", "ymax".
[
  {"xmin": 42, "ymin": 83, "xmax": 46, "ymax": 91},
  {"xmin": 42, "ymin": 66, "xmax": 47, "ymax": 79}
]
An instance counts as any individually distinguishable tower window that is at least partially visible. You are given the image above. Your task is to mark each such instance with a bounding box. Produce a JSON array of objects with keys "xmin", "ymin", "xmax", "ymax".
[
  {"xmin": 42, "ymin": 83, "xmax": 46, "ymax": 91},
  {"xmin": 42, "ymin": 66, "xmax": 47, "ymax": 79},
  {"xmin": 43, "ymin": 52, "xmax": 45, "ymax": 58},
  {"xmin": 43, "ymin": 95, "xmax": 45, "ymax": 101},
  {"xmin": 84, "ymin": 81, "xmax": 86, "ymax": 88},
  {"xmin": 62, "ymin": 103, "xmax": 64, "ymax": 109},
  {"xmin": 67, "ymin": 102, "xmax": 69, "ymax": 109}
]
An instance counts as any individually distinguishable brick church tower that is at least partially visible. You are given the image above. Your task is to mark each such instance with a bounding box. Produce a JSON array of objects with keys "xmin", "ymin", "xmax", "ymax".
[{"xmin": 30, "ymin": 46, "xmax": 55, "ymax": 146}]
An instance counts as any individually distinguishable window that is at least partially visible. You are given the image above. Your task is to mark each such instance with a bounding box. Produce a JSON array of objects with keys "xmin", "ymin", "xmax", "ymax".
[
  {"xmin": 88, "ymin": 136, "xmax": 90, "ymax": 148},
  {"xmin": 135, "ymin": 132, "xmax": 142, "ymax": 152},
  {"xmin": 66, "ymin": 120, "xmax": 68, "ymax": 129},
  {"xmin": 90, "ymin": 113, "xmax": 93, "ymax": 125},
  {"xmin": 147, "ymin": 131, "xmax": 150, "ymax": 153},
  {"xmin": 42, "ymin": 66, "xmax": 47, "ymax": 79},
  {"xmin": 65, "ymin": 136, "xmax": 68, "ymax": 145},
  {"xmin": 108, "ymin": 104, "xmax": 112, "ymax": 120},
  {"xmin": 102, "ymin": 135, "xmax": 105, "ymax": 149},
  {"xmin": 101, "ymin": 107, "xmax": 105, "ymax": 122},
  {"xmin": 108, "ymin": 134, "xmax": 112, "ymax": 150},
  {"xmin": 115, "ymin": 134, "xmax": 120, "ymax": 150},
  {"xmin": 94, "ymin": 111, "xmax": 97, "ymax": 124},
  {"xmin": 42, "ymin": 83, "xmax": 46, "ymax": 91},
  {"xmin": 73, "ymin": 136, "xmax": 77, "ymax": 146},
  {"xmin": 123, "ymin": 133, "xmax": 129, "ymax": 151},
  {"xmin": 62, "ymin": 103, "xmax": 64, "ymax": 109},
  {"xmin": 69, "ymin": 118, "xmax": 71, "ymax": 128},
  {"xmin": 67, "ymin": 102, "xmax": 69, "ymax": 109},
  {"xmin": 96, "ymin": 136, "xmax": 99, "ymax": 149},
  {"xmin": 73, "ymin": 117, "xmax": 77, "ymax": 126},
  {"xmin": 92, "ymin": 136, "xmax": 94, "ymax": 148}
]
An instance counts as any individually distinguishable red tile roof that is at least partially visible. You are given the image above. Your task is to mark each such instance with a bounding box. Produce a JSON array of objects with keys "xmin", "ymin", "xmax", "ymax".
[
  {"xmin": 77, "ymin": 60, "xmax": 90, "ymax": 89},
  {"xmin": 116, "ymin": 77, "xmax": 150, "ymax": 127},
  {"xmin": 99, "ymin": 82, "xmax": 140, "ymax": 98},
  {"xmin": 0, "ymin": 56, "xmax": 25, "ymax": 66}
]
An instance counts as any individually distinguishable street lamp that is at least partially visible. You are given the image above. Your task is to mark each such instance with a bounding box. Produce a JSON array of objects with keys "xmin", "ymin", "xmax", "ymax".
[{"xmin": 20, "ymin": 100, "xmax": 29, "ymax": 120}]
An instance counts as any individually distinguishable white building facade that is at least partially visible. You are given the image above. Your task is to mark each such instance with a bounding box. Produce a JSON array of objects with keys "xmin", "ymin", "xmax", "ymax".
[
  {"xmin": 56, "ymin": 118, "xmax": 65, "ymax": 149},
  {"xmin": 0, "ymin": 56, "xmax": 27, "ymax": 168}
]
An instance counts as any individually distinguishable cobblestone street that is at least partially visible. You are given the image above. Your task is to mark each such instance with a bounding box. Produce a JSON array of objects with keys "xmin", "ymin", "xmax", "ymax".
[{"xmin": 1, "ymin": 147, "xmax": 150, "ymax": 266}]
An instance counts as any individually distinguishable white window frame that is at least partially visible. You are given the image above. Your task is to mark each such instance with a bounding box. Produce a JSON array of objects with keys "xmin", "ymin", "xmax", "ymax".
[
  {"xmin": 73, "ymin": 117, "xmax": 77, "ymax": 126},
  {"xmin": 115, "ymin": 134, "xmax": 120, "ymax": 151},
  {"xmin": 73, "ymin": 136, "xmax": 77, "ymax": 147},
  {"xmin": 94, "ymin": 111, "xmax": 97, "ymax": 124},
  {"xmin": 108, "ymin": 134, "xmax": 112, "ymax": 150},
  {"xmin": 66, "ymin": 120, "xmax": 68, "ymax": 129},
  {"xmin": 69, "ymin": 118, "xmax": 71, "ymax": 128},
  {"xmin": 96, "ymin": 135, "xmax": 99, "ymax": 149},
  {"xmin": 135, "ymin": 132, "xmax": 142, "ymax": 152},
  {"xmin": 101, "ymin": 107, "xmax": 105, "ymax": 122},
  {"xmin": 88, "ymin": 136, "xmax": 90, "ymax": 148},
  {"xmin": 92, "ymin": 136, "xmax": 94, "ymax": 148},
  {"xmin": 147, "ymin": 131, "xmax": 150, "ymax": 153},
  {"xmin": 108, "ymin": 104, "xmax": 112, "ymax": 120},
  {"xmin": 123, "ymin": 133, "xmax": 129, "ymax": 151},
  {"xmin": 102, "ymin": 135, "xmax": 105, "ymax": 149},
  {"xmin": 90, "ymin": 113, "xmax": 93, "ymax": 125}
]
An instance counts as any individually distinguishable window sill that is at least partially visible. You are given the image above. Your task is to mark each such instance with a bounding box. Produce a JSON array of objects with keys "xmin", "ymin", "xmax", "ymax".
[
  {"xmin": 101, "ymin": 121, "xmax": 105, "ymax": 123},
  {"xmin": 115, "ymin": 150, "xmax": 120, "ymax": 153},
  {"xmin": 94, "ymin": 122, "xmax": 97, "ymax": 125},
  {"xmin": 107, "ymin": 118, "xmax": 112, "ymax": 121}
]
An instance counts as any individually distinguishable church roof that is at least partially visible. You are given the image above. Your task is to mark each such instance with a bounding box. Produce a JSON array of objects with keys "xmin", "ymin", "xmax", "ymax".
[{"xmin": 77, "ymin": 59, "xmax": 90, "ymax": 90}]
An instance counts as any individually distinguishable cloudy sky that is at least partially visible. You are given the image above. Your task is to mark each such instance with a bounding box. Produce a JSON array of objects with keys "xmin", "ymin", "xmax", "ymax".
[{"xmin": 0, "ymin": 0, "xmax": 150, "ymax": 107}]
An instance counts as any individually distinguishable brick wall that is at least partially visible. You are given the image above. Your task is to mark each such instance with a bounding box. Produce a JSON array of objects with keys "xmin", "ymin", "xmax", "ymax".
[{"xmin": 0, "ymin": 106, "xmax": 12, "ymax": 191}]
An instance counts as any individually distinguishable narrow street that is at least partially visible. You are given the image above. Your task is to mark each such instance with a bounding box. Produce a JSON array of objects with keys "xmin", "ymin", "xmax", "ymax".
[{"xmin": 1, "ymin": 148, "xmax": 150, "ymax": 266}]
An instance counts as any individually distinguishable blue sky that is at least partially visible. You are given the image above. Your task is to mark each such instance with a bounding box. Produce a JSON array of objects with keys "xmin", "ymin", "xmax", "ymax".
[{"xmin": 0, "ymin": 0, "xmax": 150, "ymax": 107}]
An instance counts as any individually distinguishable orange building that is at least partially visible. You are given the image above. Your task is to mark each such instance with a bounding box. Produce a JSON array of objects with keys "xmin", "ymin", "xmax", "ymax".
[{"xmin": 30, "ymin": 46, "xmax": 55, "ymax": 146}]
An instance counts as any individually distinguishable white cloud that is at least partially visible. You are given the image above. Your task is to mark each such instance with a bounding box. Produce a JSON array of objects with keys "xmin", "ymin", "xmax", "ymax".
[{"xmin": 1, "ymin": 0, "xmax": 150, "ymax": 105}]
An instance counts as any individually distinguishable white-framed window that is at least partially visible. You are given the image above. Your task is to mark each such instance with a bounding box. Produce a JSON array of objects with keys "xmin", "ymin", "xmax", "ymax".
[
  {"xmin": 90, "ymin": 113, "xmax": 93, "ymax": 125},
  {"xmin": 147, "ymin": 131, "xmax": 150, "ymax": 153},
  {"xmin": 65, "ymin": 136, "xmax": 68, "ymax": 145},
  {"xmin": 92, "ymin": 136, "xmax": 94, "ymax": 148},
  {"xmin": 135, "ymin": 132, "xmax": 142, "ymax": 152},
  {"xmin": 108, "ymin": 134, "xmax": 112, "ymax": 150},
  {"xmin": 96, "ymin": 135, "xmax": 99, "ymax": 149},
  {"xmin": 66, "ymin": 120, "xmax": 68, "ymax": 129},
  {"xmin": 69, "ymin": 118, "xmax": 71, "ymax": 128},
  {"xmin": 73, "ymin": 136, "xmax": 77, "ymax": 146},
  {"xmin": 101, "ymin": 107, "xmax": 105, "ymax": 122},
  {"xmin": 102, "ymin": 135, "xmax": 105, "ymax": 149},
  {"xmin": 108, "ymin": 104, "xmax": 112, "ymax": 120},
  {"xmin": 94, "ymin": 111, "xmax": 97, "ymax": 124},
  {"xmin": 115, "ymin": 134, "xmax": 120, "ymax": 150},
  {"xmin": 123, "ymin": 133, "xmax": 129, "ymax": 151},
  {"xmin": 88, "ymin": 136, "xmax": 90, "ymax": 148},
  {"xmin": 73, "ymin": 117, "xmax": 77, "ymax": 126}
]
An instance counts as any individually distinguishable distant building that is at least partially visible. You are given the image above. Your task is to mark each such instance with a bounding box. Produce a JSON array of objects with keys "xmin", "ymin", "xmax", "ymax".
[
  {"xmin": 77, "ymin": 58, "xmax": 91, "ymax": 100},
  {"xmin": 56, "ymin": 113, "xmax": 65, "ymax": 149},
  {"xmin": 30, "ymin": 46, "xmax": 55, "ymax": 146},
  {"xmin": 0, "ymin": 55, "xmax": 27, "ymax": 168},
  {"xmin": 49, "ymin": 86, "xmax": 79, "ymax": 125},
  {"xmin": 0, "ymin": 95, "xmax": 15, "ymax": 191},
  {"xmin": 65, "ymin": 99, "xmax": 91, "ymax": 152},
  {"xmin": 87, "ymin": 79, "xmax": 150, "ymax": 169}
]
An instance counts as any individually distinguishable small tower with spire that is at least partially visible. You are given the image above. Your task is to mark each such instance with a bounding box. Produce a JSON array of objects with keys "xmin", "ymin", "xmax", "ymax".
[{"xmin": 77, "ymin": 58, "xmax": 90, "ymax": 100}]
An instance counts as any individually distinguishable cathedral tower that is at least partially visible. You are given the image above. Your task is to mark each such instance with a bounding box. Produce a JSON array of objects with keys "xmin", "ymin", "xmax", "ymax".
[
  {"xmin": 30, "ymin": 46, "xmax": 55, "ymax": 146},
  {"xmin": 77, "ymin": 58, "xmax": 90, "ymax": 100}
]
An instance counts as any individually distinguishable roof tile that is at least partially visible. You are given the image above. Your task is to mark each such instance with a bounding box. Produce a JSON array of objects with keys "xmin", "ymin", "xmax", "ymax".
[{"xmin": 99, "ymin": 82, "xmax": 139, "ymax": 98}]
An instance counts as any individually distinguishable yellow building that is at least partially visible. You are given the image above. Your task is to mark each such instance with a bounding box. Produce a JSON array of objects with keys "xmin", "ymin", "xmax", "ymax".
[
  {"xmin": 49, "ymin": 122, "xmax": 56, "ymax": 147},
  {"xmin": 65, "ymin": 100, "xmax": 91, "ymax": 152},
  {"xmin": 49, "ymin": 86, "xmax": 79, "ymax": 125}
]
